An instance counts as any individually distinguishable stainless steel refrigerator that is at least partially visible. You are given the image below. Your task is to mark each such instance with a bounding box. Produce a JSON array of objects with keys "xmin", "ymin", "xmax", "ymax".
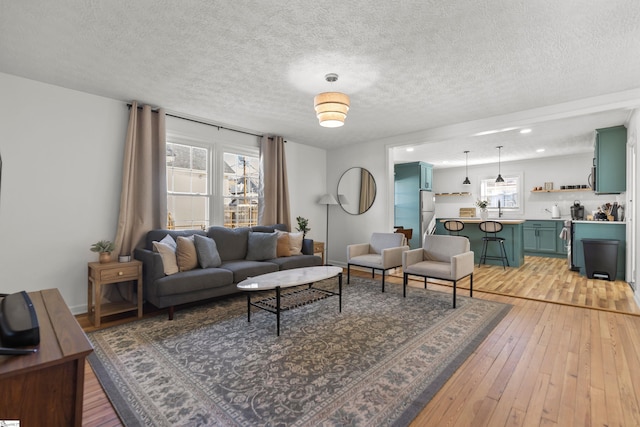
[{"xmin": 420, "ymin": 191, "xmax": 436, "ymax": 248}]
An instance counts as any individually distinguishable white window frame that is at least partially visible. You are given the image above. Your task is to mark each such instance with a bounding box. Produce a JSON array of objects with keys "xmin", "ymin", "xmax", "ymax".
[
  {"xmin": 220, "ymin": 146, "xmax": 260, "ymax": 228},
  {"xmin": 166, "ymin": 138, "xmax": 212, "ymax": 230},
  {"xmin": 479, "ymin": 172, "xmax": 524, "ymax": 215}
]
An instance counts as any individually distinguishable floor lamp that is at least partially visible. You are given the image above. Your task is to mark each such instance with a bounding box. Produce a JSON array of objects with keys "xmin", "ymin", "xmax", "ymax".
[{"xmin": 318, "ymin": 193, "xmax": 338, "ymax": 264}]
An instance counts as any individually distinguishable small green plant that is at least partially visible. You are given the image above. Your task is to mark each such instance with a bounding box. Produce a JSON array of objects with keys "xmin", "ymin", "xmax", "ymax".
[
  {"xmin": 90, "ymin": 240, "xmax": 115, "ymax": 253},
  {"xmin": 295, "ymin": 216, "xmax": 310, "ymax": 238},
  {"xmin": 475, "ymin": 199, "xmax": 489, "ymax": 210}
]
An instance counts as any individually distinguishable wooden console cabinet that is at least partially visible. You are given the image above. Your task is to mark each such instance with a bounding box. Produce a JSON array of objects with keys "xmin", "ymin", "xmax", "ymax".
[{"xmin": 0, "ymin": 288, "xmax": 93, "ymax": 426}]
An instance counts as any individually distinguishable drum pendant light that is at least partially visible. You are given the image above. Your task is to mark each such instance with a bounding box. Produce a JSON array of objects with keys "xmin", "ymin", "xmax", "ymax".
[
  {"xmin": 314, "ymin": 73, "xmax": 350, "ymax": 128},
  {"xmin": 495, "ymin": 146, "xmax": 505, "ymax": 183},
  {"xmin": 462, "ymin": 150, "xmax": 471, "ymax": 185}
]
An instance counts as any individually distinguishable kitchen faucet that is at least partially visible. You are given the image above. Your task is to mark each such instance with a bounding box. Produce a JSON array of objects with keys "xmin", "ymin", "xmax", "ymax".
[{"xmin": 498, "ymin": 199, "xmax": 503, "ymax": 218}]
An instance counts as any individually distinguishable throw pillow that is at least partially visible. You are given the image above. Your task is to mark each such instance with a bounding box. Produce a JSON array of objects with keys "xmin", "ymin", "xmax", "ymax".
[
  {"xmin": 288, "ymin": 232, "xmax": 303, "ymax": 255},
  {"xmin": 159, "ymin": 233, "xmax": 177, "ymax": 250},
  {"xmin": 246, "ymin": 231, "xmax": 278, "ymax": 261},
  {"xmin": 152, "ymin": 241, "xmax": 179, "ymax": 276},
  {"xmin": 193, "ymin": 234, "xmax": 222, "ymax": 268},
  {"xmin": 176, "ymin": 235, "xmax": 198, "ymax": 272},
  {"xmin": 275, "ymin": 230, "xmax": 291, "ymax": 257}
]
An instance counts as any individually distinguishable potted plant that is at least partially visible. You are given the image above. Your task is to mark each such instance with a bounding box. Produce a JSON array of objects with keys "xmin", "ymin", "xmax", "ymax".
[
  {"xmin": 295, "ymin": 216, "xmax": 310, "ymax": 239},
  {"xmin": 91, "ymin": 240, "xmax": 115, "ymax": 264},
  {"xmin": 475, "ymin": 199, "xmax": 489, "ymax": 220}
]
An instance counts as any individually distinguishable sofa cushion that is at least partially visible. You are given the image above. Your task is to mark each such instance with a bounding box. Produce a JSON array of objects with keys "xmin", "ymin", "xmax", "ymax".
[
  {"xmin": 176, "ymin": 235, "xmax": 198, "ymax": 272},
  {"xmin": 152, "ymin": 241, "xmax": 179, "ymax": 275},
  {"xmin": 275, "ymin": 230, "xmax": 291, "ymax": 257},
  {"xmin": 153, "ymin": 268, "xmax": 234, "ymax": 297},
  {"xmin": 219, "ymin": 260, "xmax": 279, "ymax": 283},
  {"xmin": 288, "ymin": 232, "xmax": 304, "ymax": 255},
  {"xmin": 145, "ymin": 229, "xmax": 206, "ymax": 251},
  {"xmin": 251, "ymin": 224, "xmax": 287, "ymax": 233},
  {"xmin": 246, "ymin": 231, "xmax": 278, "ymax": 261},
  {"xmin": 267, "ymin": 254, "xmax": 322, "ymax": 270},
  {"xmin": 193, "ymin": 234, "xmax": 222, "ymax": 268},
  {"xmin": 207, "ymin": 227, "xmax": 250, "ymax": 261}
]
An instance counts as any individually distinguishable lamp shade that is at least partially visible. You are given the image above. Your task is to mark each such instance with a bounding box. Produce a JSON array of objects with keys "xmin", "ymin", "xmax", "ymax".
[
  {"xmin": 318, "ymin": 193, "xmax": 339, "ymax": 205},
  {"xmin": 314, "ymin": 92, "xmax": 350, "ymax": 128}
]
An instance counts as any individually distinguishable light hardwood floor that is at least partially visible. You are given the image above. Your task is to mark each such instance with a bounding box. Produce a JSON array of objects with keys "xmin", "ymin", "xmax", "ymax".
[{"xmin": 80, "ymin": 256, "xmax": 640, "ymax": 426}]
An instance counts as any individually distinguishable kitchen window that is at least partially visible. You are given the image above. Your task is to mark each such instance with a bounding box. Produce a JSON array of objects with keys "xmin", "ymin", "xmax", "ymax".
[{"xmin": 479, "ymin": 174, "xmax": 522, "ymax": 214}]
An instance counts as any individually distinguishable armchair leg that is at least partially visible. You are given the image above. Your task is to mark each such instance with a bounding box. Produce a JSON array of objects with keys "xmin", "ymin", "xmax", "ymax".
[
  {"xmin": 470, "ymin": 274, "xmax": 473, "ymax": 298},
  {"xmin": 347, "ymin": 264, "xmax": 351, "ymax": 284},
  {"xmin": 403, "ymin": 273, "xmax": 408, "ymax": 297},
  {"xmin": 453, "ymin": 280, "xmax": 457, "ymax": 308},
  {"xmin": 381, "ymin": 270, "xmax": 385, "ymax": 293}
]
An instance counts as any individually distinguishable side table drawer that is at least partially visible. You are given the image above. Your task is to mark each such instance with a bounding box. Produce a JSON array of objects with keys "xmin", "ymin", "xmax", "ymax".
[{"xmin": 100, "ymin": 265, "xmax": 139, "ymax": 282}]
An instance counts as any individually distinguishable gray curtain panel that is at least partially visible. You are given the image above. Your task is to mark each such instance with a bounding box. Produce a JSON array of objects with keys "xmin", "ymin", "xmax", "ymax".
[
  {"xmin": 114, "ymin": 101, "xmax": 167, "ymax": 257},
  {"xmin": 259, "ymin": 135, "xmax": 291, "ymax": 230}
]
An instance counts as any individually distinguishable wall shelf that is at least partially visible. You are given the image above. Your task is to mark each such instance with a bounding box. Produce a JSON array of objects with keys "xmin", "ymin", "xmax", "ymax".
[
  {"xmin": 531, "ymin": 189, "xmax": 592, "ymax": 193},
  {"xmin": 435, "ymin": 192, "xmax": 471, "ymax": 196}
]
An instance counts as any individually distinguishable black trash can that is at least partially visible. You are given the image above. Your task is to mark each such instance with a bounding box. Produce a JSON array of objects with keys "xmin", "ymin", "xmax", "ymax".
[{"xmin": 582, "ymin": 239, "xmax": 619, "ymax": 281}]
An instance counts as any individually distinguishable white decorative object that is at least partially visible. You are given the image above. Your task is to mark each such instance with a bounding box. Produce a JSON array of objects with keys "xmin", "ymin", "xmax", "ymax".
[{"xmin": 480, "ymin": 209, "xmax": 488, "ymax": 220}]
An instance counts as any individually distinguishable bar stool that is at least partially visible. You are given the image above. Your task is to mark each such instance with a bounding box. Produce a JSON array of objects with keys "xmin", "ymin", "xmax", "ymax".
[
  {"xmin": 478, "ymin": 221, "xmax": 509, "ymax": 269},
  {"xmin": 443, "ymin": 220, "xmax": 467, "ymax": 239}
]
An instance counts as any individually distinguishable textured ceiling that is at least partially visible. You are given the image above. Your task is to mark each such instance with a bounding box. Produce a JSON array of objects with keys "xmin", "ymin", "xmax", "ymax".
[{"xmin": 1, "ymin": 1, "xmax": 640, "ymax": 165}]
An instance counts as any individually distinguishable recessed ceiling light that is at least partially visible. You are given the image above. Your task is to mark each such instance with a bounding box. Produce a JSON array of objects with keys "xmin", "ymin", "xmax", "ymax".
[
  {"xmin": 406, "ymin": 147, "xmax": 414, "ymax": 152},
  {"xmin": 536, "ymin": 148, "xmax": 545, "ymax": 153},
  {"xmin": 520, "ymin": 129, "xmax": 532, "ymax": 134},
  {"xmin": 473, "ymin": 127, "xmax": 518, "ymax": 136}
]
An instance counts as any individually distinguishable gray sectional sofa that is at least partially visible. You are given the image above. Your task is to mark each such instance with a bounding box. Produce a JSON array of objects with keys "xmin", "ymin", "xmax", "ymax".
[{"xmin": 134, "ymin": 224, "xmax": 322, "ymax": 319}]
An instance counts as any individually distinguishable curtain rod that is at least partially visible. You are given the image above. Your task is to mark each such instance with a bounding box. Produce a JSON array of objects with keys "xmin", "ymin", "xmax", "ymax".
[{"xmin": 126, "ymin": 103, "xmax": 281, "ymax": 140}]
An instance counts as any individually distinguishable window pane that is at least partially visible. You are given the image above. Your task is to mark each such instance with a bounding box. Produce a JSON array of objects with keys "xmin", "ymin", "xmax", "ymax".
[
  {"xmin": 167, "ymin": 142, "xmax": 209, "ymax": 229},
  {"xmin": 167, "ymin": 194, "xmax": 209, "ymax": 230},
  {"xmin": 480, "ymin": 176, "xmax": 520, "ymax": 209},
  {"xmin": 223, "ymin": 152, "xmax": 260, "ymax": 228}
]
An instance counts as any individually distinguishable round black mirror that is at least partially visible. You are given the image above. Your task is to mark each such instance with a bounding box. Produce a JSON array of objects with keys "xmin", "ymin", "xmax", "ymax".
[{"xmin": 337, "ymin": 167, "xmax": 376, "ymax": 215}]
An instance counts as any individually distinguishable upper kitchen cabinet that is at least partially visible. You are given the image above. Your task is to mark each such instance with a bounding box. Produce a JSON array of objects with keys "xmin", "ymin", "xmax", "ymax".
[
  {"xmin": 593, "ymin": 125, "xmax": 627, "ymax": 194},
  {"xmin": 395, "ymin": 161, "xmax": 433, "ymax": 191}
]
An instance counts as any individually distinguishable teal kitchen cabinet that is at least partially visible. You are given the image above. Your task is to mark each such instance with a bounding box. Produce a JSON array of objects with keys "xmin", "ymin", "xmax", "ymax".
[
  {"xmin": 394, "ymin": 161, "xmax": 434, "ymax": 248},
  {"xmin": 420, "ymin": 162, "xmax": 433, "ymax": 191},
  {"xmin": 594, "ymin": 125, "xmax": 626, "ymax": 194},
  {"xmin": 523, "ymin": 220, "xmax": 566, "ymax": 257}
]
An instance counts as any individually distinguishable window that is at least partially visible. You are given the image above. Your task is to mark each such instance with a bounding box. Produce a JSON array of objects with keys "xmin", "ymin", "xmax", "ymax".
[
  {"xmin": 223, "ymin": 152, "xmax": 260, "ymax": 228},
  {"xmin": 166, "ymin": 143, "xmax": 210, "ymax": 230},
  {"xmin": 479, "ymin": 175, "xmax": 522, "ymax": 213}
]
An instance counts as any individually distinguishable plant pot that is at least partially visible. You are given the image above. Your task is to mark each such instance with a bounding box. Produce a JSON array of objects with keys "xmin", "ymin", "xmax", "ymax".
[{"xmin": 99, "ymin": 252, "xmax": 112, "ymax": 264}]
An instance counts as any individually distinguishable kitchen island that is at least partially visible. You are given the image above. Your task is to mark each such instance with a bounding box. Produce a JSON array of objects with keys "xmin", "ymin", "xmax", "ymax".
[{"xmin": 435, "ymin": 218, "xmax": 525, "ymax": 267}]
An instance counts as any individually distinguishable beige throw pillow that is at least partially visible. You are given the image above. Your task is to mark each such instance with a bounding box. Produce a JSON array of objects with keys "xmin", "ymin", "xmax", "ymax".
[
  {"xmin": 288, "ymin": 232, "xmax": 303, "ymax": 255},
  {"xmin": 152, "ymin": 241, "xmax": 179, "ymax": 276},
  {"xmin": 275, "ymin": 230, "xmax": 291, "ymax": 257},
  {"xmin": 176, "ymin": 235, "xmax": 198, "ymax": 272}
]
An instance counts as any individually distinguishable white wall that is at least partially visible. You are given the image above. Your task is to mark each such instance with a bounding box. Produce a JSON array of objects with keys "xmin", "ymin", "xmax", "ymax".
[
  {"xmin": 0, "ymin": 73, "xmax": 327, "ymax": 314},
  {"xmin": 0, "ymin": 73, "xmax": 128, "ymax": 313},
  {"xmin": 432, "ymin": 153, "xmax": 625, "ymax": 220},
  {"xmin": 326, "ymin": 138, "xmax": 391, "ymax": 265},
  {"xmin": 626, "ymin": 109, "xmax": 639, "ymax": 303}
]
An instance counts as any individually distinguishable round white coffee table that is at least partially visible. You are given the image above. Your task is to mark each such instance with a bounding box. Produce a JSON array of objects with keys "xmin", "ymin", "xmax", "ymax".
[{"xmin": 237, "ymin": 266, "xmax": 343, "ymax": 336}]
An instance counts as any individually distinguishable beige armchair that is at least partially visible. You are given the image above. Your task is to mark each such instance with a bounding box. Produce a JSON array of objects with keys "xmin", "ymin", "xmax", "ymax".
[
  {"xmin": 402, "ymin": 234, "xmax": 474, "ymax": 308},
  {"xmin": 347, "ymin": 232, "xmax": 409, "ymax": 292}
]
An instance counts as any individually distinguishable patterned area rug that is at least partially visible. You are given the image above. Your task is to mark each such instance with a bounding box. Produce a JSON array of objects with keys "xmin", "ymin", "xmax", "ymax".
[{"xmin": 88, "ymin": 277, "xmax": 511, "ymax": 426}]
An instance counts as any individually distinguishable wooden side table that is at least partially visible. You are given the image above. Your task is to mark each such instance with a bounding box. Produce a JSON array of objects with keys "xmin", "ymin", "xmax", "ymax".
[
  {"xmin": 0, "ymin": 289, "xmax": 93, "ymax": 426},
  {"xmin": 313, "ymin": 241, "xmax": 325, "ymax": 265},
  {"xmin": 88, "ymin": 260, "xmax": 143, "ymax": 327}
]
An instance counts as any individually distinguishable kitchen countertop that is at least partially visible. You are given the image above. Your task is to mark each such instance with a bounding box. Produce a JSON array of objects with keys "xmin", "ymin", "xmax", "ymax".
[
  {"xmin": 439, "ymin": 218, "xmax": 525, "ymax": 224},
  {"xmin": 572, "ymin": 220, "xmax": 626, "ymax": 224}
]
